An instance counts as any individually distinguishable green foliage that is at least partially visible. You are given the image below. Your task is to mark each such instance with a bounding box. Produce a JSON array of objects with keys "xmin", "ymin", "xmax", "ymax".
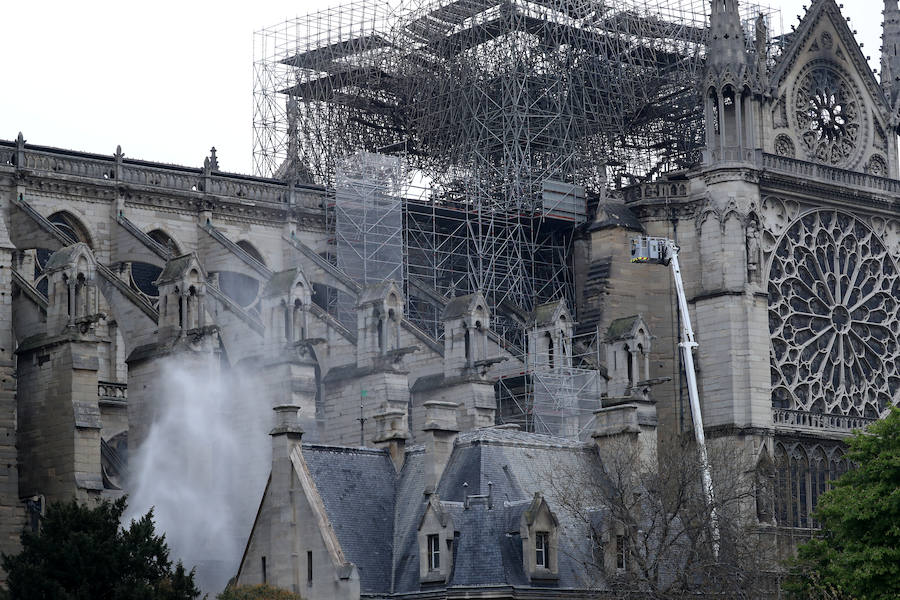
[
  {"xmin": 787, "ymin": 407, "xmax": 900, "ymax": 600},
  {"xmin": 1, "ymin": 496, "xmax": 200, "ymax": 600},
  {"xmin": 216, "ymin": 584, "xmax": 302, "ymax": 600}
]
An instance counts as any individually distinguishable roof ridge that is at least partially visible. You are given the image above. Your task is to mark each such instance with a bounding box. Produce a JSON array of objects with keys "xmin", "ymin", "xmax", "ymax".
[{"xmin": 302, "ymin": 443, "xmax": 390, "ymax": 455}]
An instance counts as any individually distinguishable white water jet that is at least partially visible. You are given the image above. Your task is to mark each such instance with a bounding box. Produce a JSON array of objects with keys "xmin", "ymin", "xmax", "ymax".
[{"xmin": 126, "ymin": 358, "xmax": 271, "ymax": 594}]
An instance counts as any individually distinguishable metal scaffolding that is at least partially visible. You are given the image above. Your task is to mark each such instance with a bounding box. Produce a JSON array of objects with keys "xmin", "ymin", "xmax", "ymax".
[
  {"xmin": 254, "ymin": 0, "xmax": 774, "ymax": 183},
  {"xmin": 253, "ymin": 0, "xmax": 778, "ymax": 429},
  {"xmin": 335, "ymin": 152, "xmax": 405, "ymax": 285},
  {"xmin": 496, "ymin": 329, "xmax": 605, "ymax": 438}
]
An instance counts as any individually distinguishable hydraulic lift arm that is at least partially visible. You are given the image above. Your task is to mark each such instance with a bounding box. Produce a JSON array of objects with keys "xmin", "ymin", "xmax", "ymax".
[{"xmin": 631, "ymin": 236, "xmax": 720, "ymax": 559}]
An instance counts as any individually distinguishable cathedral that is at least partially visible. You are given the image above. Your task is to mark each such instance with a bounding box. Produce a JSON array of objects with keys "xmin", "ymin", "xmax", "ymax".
[{"xmin": 1, "ymin": 0, "xmax": 899, "ymax": 597}]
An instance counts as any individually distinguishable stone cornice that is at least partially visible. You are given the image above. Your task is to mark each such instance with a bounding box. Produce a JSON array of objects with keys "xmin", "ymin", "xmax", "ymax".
[
  {"xmin": 759, "ymin": 172, "xmax": 899, "ymax": 217},
  {"xmin": 700, "ymin": 165, "xmax": 761, "ymax": 186}
]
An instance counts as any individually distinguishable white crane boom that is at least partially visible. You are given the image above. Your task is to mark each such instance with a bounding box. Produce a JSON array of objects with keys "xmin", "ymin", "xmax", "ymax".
[{"xmin": 631, "ymin": 236, "xmax": 720, "ymax": 559}]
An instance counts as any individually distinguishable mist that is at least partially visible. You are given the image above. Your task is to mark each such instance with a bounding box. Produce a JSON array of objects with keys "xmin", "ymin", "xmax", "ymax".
[{"xmin": 125, "ymin": 358, "xmax": 272, "ymax": 594}]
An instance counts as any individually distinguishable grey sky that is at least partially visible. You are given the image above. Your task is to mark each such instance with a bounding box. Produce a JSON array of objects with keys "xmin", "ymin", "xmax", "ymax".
[{"xmin": 0, "ymin": 0, "xmax": 883, "ymax": 176}]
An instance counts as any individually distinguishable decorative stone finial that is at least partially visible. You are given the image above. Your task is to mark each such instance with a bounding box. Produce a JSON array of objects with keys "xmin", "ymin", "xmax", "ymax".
[
  {"xmin": 882, "ymin": 0, "xmax": 900, "ymax": 108},
  {"xmin": 209, "ymin": 147, "xmax": 219, "ymax": 171}
]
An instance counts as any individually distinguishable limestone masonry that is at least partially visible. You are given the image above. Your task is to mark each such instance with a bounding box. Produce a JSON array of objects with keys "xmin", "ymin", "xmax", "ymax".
[{"xmin": 2, "ymin": 0, "xmax": 900, "ymax": 597}]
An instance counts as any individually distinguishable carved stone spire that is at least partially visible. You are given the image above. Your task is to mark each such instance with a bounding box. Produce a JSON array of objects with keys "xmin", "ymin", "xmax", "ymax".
[
  {"xmin": 882, "ymin": 0, "xmax": 900, "ymax": 109},
  {"xmin": 704, "ymin": 0, "xmax": 758, "ymax": 164},
  {"xmin": 753, "ymin": 13, "xmax": 769, "ymax": 92},
  {"xmin": 707, "ymin": 0, "xmax": 749, "ymax": 87}
]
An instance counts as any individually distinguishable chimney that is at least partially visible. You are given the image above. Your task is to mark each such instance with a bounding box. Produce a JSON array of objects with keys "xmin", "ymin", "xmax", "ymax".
[
  {"xmin": 591, "ymin": 399, "xmax": 657, "ymax": 465},
  {"xmin": 423, "ymin": 401, "xmax": 459, "ymax": 494},
  {"xmin": 373, "ymin": 404, "xmax": 410, "ymax": 472},
  {"xmin": 270, "ymin": 404, "xmax": 304, "ymax": 465}
]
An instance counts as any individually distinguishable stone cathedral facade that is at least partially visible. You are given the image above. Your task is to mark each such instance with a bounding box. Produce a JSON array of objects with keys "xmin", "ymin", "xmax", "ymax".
[{"xmin": 2, "ymin": 0, "xmax": 900, "ymax": 597}]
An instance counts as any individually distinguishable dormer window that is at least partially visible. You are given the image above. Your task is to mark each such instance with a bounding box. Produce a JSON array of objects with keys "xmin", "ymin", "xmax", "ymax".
[
  {"xmin": 418, "ymin": 495, "xmax": 455, "ymax": 583},
  {"xmin": 520, "ymin": 492, "xmax": 559, "ymax": 581},
  {"xmin": 427, "ymin": 534, "xmax": 440, "ymax": 571},
  {"xmin": 616, "ymin": 534, "xmax": 628, "ymax": 571},
  {"xmin": 535, "ymin": 532, "xmax": 550, "ymax": 568}
]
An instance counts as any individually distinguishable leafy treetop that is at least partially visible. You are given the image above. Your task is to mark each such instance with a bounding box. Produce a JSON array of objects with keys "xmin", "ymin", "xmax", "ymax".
[
  {"xmin": 1, "ymin": 496, "xmax": 200, "ymax": 600},
  {"xmin": 217, "ymin": 584, "xmax": 302, "ymax": 600},
  {"xmin": 788, "ymin": 406, "xmax": 900, "ymax": 600}
]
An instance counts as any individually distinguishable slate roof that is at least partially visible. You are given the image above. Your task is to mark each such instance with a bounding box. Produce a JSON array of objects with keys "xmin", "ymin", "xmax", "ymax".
[
  {"xmin": 392, "ymin": 448, "xmax": 428, "ymax": 592},
  {"xmin": 433, "ymin": 429, "xmax": 598, "ymax": 589},
  {"xmin": 297, "ymin": 427, "xmax": 603, "ymax": 595},
  {"xmin": 409, "ymin": 373, "xmax": 445, "ymax": 393},
  {"xmin": 444, "ymin": 502, "xmax": 530, "ymax": 587},
  {"xmin": 588, "ymin": 201, "xmax": 643, "ymax": 232},
  {"xmin": 302, "ymin": 444, "xmax": 398, "ymax": 594}
]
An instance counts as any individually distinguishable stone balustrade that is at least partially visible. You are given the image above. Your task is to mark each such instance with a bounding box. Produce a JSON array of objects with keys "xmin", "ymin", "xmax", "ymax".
[
  {"xmin": 622, "ymin": 151, "xmax": 900, "ymax": 203},
  {"xmin": 0, "ymin": 138, "xmax": 323, "ymax": 211},
  {"xmin": 772, "ymin": 407, "xmax": 875, "ymax": 433},
  {"xmin": 760, "ymin": 152, "xmax": 900, "ymax": 195},
  {"xmin": 98, "ymin": 381, "xmax": 128, "ymax": 405},
  {"xmin": 623, "ymin": 180, "xmax": 690, "ymax": 203}
]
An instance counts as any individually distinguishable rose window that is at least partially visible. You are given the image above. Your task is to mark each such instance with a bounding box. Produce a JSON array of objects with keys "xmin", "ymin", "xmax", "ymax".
[
  {"xmin": 768, "ymin": 210, "xmax": 900, "ymax": 419},
  {"xmin": 807, "ymin": 90, "xmax": 846, "ymax": 142},
  {"xmin": 794, "ymin": 66, "xmax": 860, "ymax": 166}
]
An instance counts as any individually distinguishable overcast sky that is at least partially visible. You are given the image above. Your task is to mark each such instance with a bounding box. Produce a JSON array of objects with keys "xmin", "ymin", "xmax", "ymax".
[{"xmin": 0, "ymin": 0, "xmax": 883, "ymax": 176}]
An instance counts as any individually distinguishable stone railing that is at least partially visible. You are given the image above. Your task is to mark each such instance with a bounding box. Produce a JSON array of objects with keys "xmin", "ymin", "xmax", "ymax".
[
  {"xmin": 0, "ymin": 139, "xmax": 324, "ymax": 211},
  {"xmin": 623, "ymin": 179, "xmax": 690, "ymax": 203},
  {"xmin": 704, "ymin": 147, "xmax": 757, "ymax": 164},
  {"xmin": 772, "ymin": 408, "xmax": 875, "ymax": 433},
  {"xmin": 760, "ymin": 152, "xmax": 900, "ymax": 195},
  {"xmin": 0, "ymin": 146, "xmax": 15, "ymax": 168},
  {"xmin": 98, "ymin": 381, "xmax": 128, "ymax": 404},
  {"xmin": 620, "ymin": 151, "xmax": 900, "ymax": 204},
  {"xmin": 21, "ymin": 148, "xmax": 113, "ymax": 180}
]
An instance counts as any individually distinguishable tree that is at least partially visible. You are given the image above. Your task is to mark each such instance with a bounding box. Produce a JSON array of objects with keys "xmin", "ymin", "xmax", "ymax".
[
  {"xmin": 217, "ymin": 584, "xmax": 302, "ymax": 600},
  {"xmin": 1, "ymin": 496, "xmax": 200, "ymax": 600},
  {"xmin": 546, "ymin": 435, "xmax": 769, "ymax": 598},
  {"xmin": 786, "ymin": 407, "xmax": 900, "ymax": 600}
]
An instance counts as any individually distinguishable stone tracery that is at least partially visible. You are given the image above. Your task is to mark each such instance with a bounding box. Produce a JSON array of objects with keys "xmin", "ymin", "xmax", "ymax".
[
  {"xmin": 768, "ymin": 210, "xmax": 900, "ymax": 419},
  {"xmin": 793, "ymin": 64, "xmax": 863, "ymax": 166}
]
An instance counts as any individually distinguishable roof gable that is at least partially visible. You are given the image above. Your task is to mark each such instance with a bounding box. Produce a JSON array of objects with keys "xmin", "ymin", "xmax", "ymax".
[
  {"xmin": 442, "ymin": 291, "xmax": 489, "ymax": 321},
  {"xmin": 155, "ymin": 252, "xmax": 206, "ymax": 286},
  {"xmin": 605, "ymin": 314, "xmax": 649, "ymax": 342},
  {"xmin": 530, "ymin": 298, "xmax": 571, "ymax": 327},
  {"xmin": 522, "ymin": 492, "xmax": 559, "ymax": 528},
  {"xmin": 358, "ymin": 280, "xmax": 403, "ymax": 306},
  {"xmin": 262, "ymin": 267, "xmax": 311, "ymax": 299},
  {"xmin": 44, "ymin": 242, "xmax": 95, "ymax": 274},
  {"xmin": 771, "ymin": 0, "xmax": 889, "ymax": 117}
]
